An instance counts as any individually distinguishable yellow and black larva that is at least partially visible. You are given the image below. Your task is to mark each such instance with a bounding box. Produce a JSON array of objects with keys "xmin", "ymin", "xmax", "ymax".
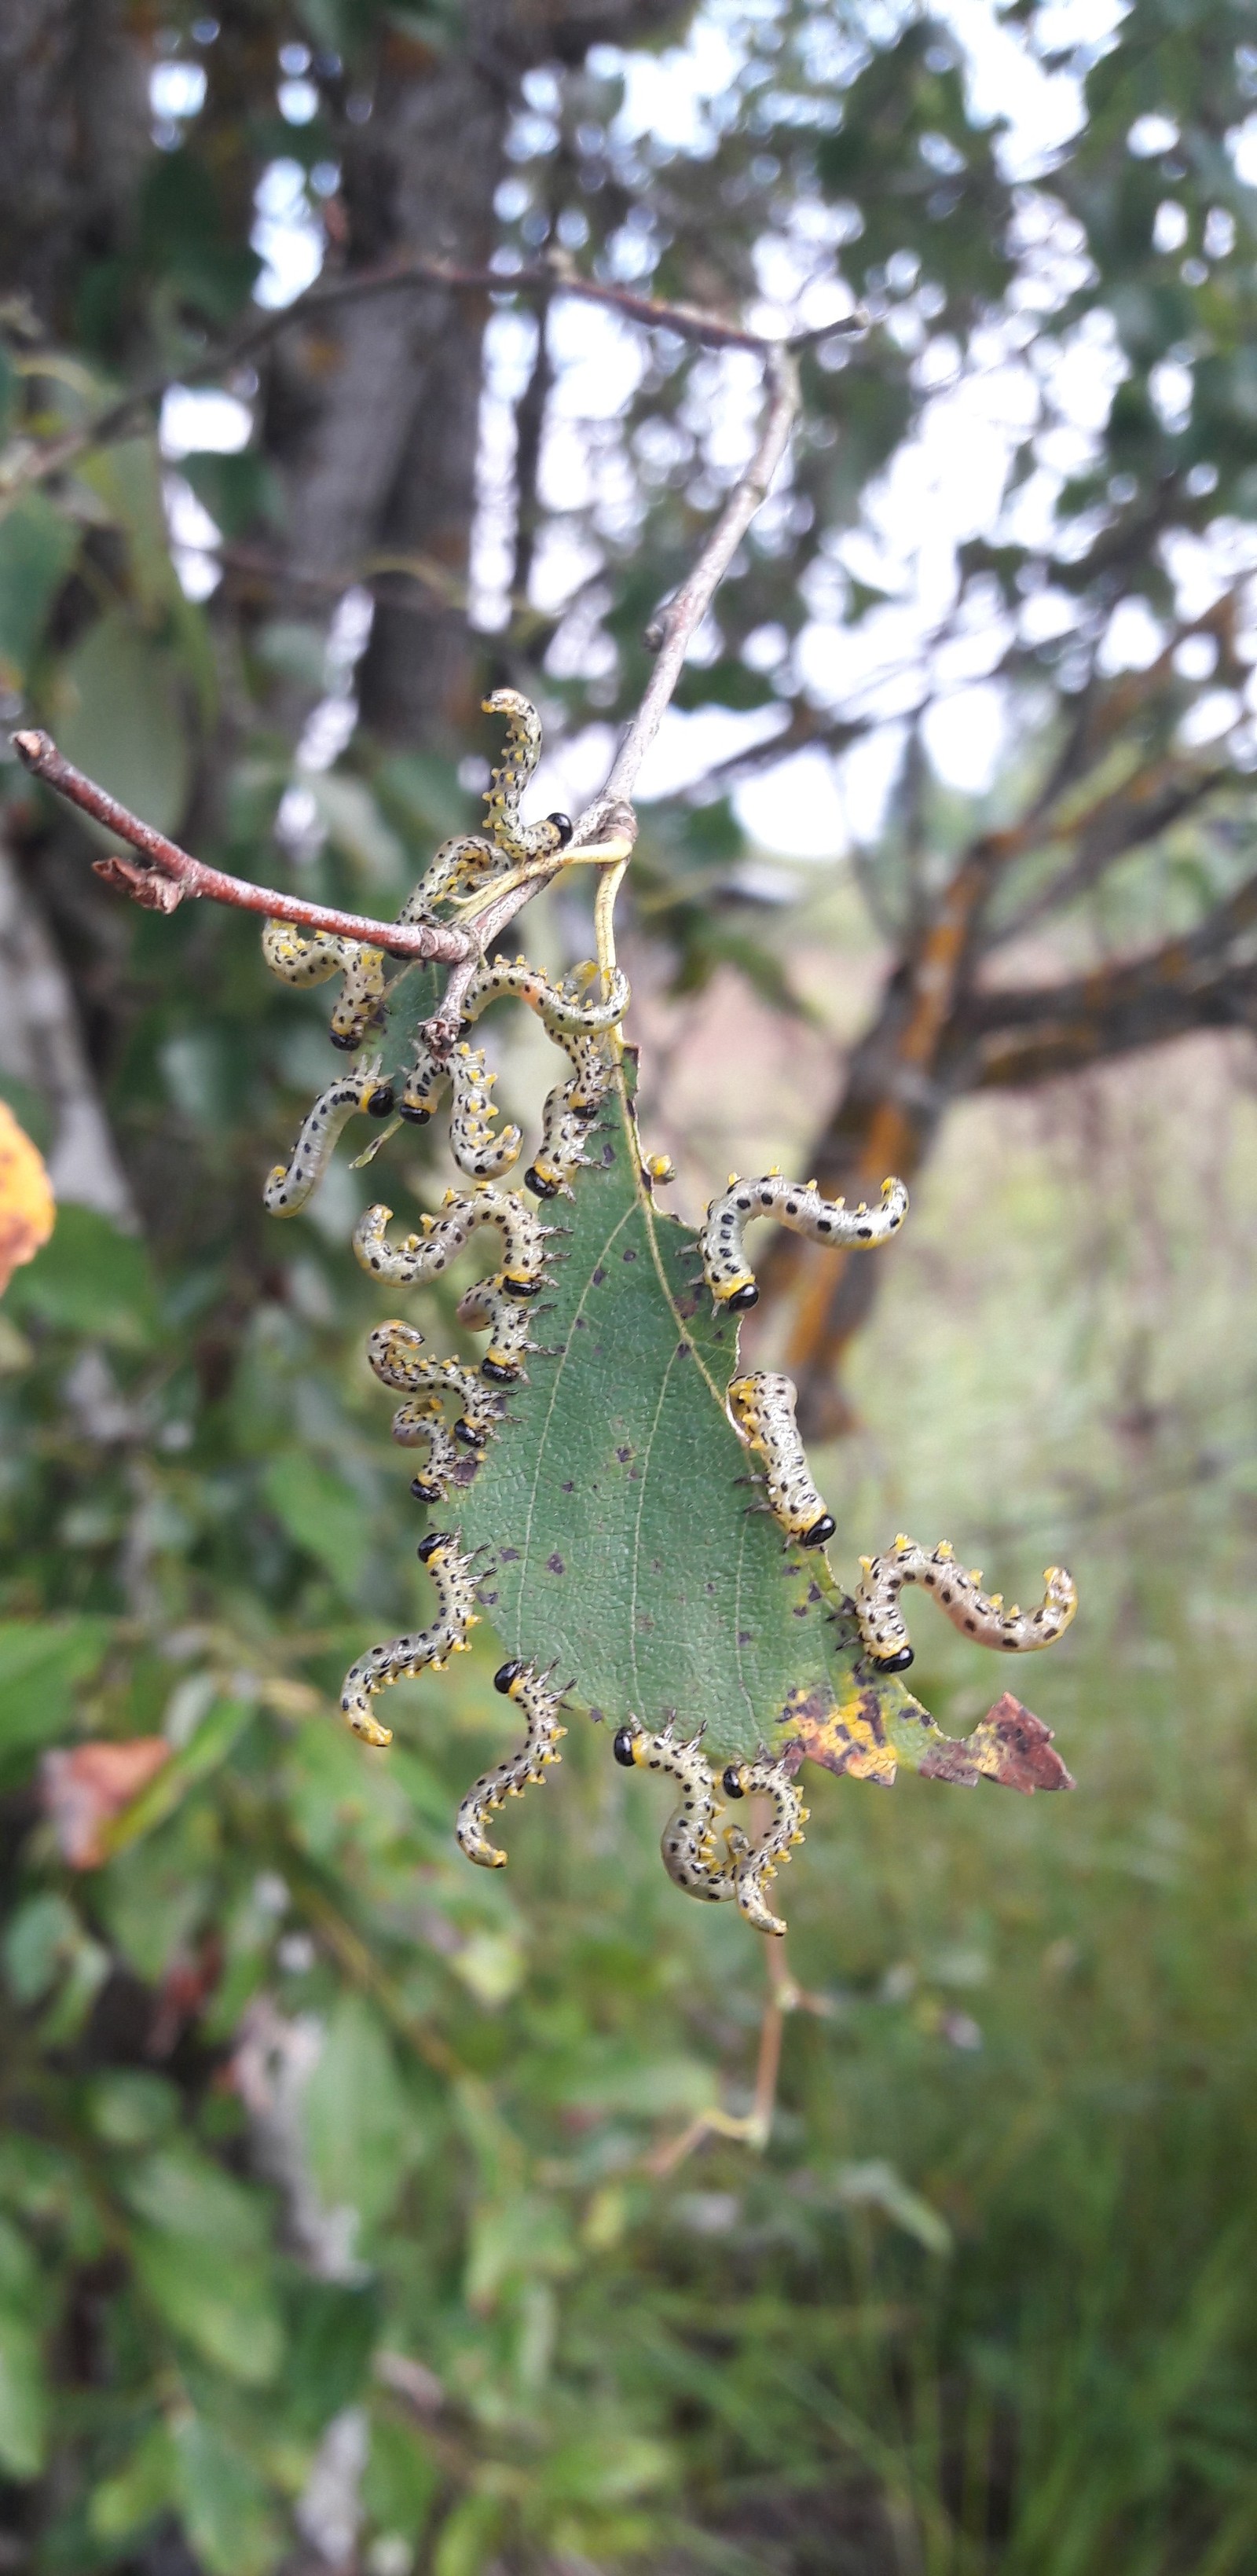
[
  {"xmin": 340, "ymin": 1531, "xmax": 478, "ymax": 1746},
  {"xmin": 254, "ymin": 688, "xmax": 1079, "ymax": 1943},
  {"xmin": 262, "ymin": 687, "xmax": 566, "ymax": 1052},
  {"xmin": 398, "ymin": 1038, "xmax": 522, "ymax": 1180},
  {"xmin": 263, "ymin": 1062, "xmax": 395, "ymax": 1216},
  {"xmin": 480, "ymin": 688, "xmax": 574, "ymax": 864},
  {"xmin": 727, "ymin": 1371, "xmax": 835, "ymax": 1549},
  {"xmin": 455, "ymin": 1275, "xmax": 540, "ymax": 1385},
  {"xmin": 699, "ymin": 1170, "xmax": 910, "ymax": 1312},
  {"xmin": 365, "ymin": 1321, "xmax": 497, "ymax": 1500},
  {"xmin": 456, "ymin": 1660, "xmax": 568, "ymax": 1867},
  {"xmin": 855, "ymin": 1538, "xmax": 1079, "ymax": 1672},
  {"xmin": 354, "ymin": 1191, "xmax": 549, "ymax": 1295},
  {"xmin": 612, "ymin": 1724, "xmax": 808, "ymax": 1938},
  {"xmin": 462, "ymin": 954, "xmax": 629, "ymax": 1039},
  {"xmin": 524, "ymin": 1074, "xmax": 607, "ymax": 1200}
]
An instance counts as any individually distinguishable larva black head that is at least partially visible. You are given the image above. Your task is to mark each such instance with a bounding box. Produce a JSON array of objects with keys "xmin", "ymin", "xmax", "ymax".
[
  {"xmin": 725, "ymin": 1282, "xmax": 760, "ymax": 1312},
  {"xmin": 481, "ymin": 1356, "xmax": 519, "ymax": 1385},
  {"xmin": 328, "ymin": 1027, "xmax": 359, "ymax": 1051},
  {"xmin": 366, "ymin": 1083, "xmax": 396, "ymax": 1118},
  {"xmin": 570, "ymin": 1099, "xmax": 601, "ymax": 1125},
  {"xmin": 494, "ymin": 1659, "xmax": 526, "ymax": 1694},
  {"xmin": 721, "ymin": 1765, "xmax": 746, "ymax": 1799},
  {"xmin": 547, "ymin": 812, "xmax": 574, "ymax": 848},
  {"xmin": 871, "ymin": 1645, "xmax": 914, "ymax": 1673},
  {"xmin": 416, "ymin": 1530, "xmax": 451, "ymax": 1563},
  {"xmin": 525, "ymin": 1165, "xmax": 559, "ymax": 1200},
  {"xmin": 398, "ymin": 1101, "xmax": 431, "ymax": 1125},
  {"xmin": 453, "ymin": 1418, "xmax": 486, "ymax": 1449},
  {"xmin": 409, "ymin": 1477, "xmax": 442, "ymax": 1503},
  {"xmin": 613, "ymin": 1726, "xmax": 637, "ymax": 1767},
  {"xmin": 500, "ymin": 1275, "xmax": 541, "ymax": 1300},
  {"xmin": 801, "ymin": 1513, "xmax": 837, "ymax": 1548}
]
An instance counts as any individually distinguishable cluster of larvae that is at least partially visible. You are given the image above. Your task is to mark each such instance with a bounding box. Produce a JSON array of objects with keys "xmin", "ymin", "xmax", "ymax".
[{"xmin": 259, "ymin": 693, "xmax": 1077, "ymax": 1940}]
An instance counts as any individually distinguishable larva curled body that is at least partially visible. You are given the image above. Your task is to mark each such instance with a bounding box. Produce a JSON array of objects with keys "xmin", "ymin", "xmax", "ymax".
[
  {"xmin": 456, "ymin": 1659, "xmax": 568, "ymax": 1867},
  {"xmin": 455, "ymin": 1275, "xmax": 538, "ymax": 1384},
  {"xmin": 727, "ymin": 1372, "xmax": 835, "ymax": 1549},
  {"xmin": 339, "ymin": 1532, "xmax": 478, "ymax": 1745},
  {"xmin": 263, "ymin": 1062, "xmax": 394, "ymax": 1216},
  {"xmin": 481, "ymin": 691, "xmax": 573, "ymax": 863},
  {"xmin": 354, "ymin": 1192, "xmax": 547, "ymax": 1295},
  {"xmin": 447, "ymin": 1042, "xmax": 522, "ymax": 1182},
  {"xmin": 612, "ymin": 1725, "xmax": 807, "ymax": 1937},
  {"xmin": 721, "ymin": 1753, "xmax": 810, "ymax": 1939},
  {"xmin": 261, "ymin": 922, "xmax": 387, "ymax": 1051},
  {"xmin": 524, "ymin": 1077, "xmax": 606, "ymax": 1201},
  {"xmin": 462, "ymin": 954, "xmax": 630, "ymax": 1037},
  {"xmin": 365, "ymin": 1322, "xmax": 497, "ymax": 1494},
  {"xmin": 699, "ymin": 1172, "xmax": 909, "ymax": 1312},
  {"xmin": 855, "ymin": 1536, "xmax": 1079, "ymax": 1671}
]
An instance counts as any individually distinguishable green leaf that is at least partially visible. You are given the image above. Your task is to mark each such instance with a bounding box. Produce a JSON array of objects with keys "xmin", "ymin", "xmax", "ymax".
[
  {"xmin": 0, "ymin": 2308, "xmax": 48, "ymax": 2479},
  {"xmin": 131, "ymin": 2233, "xmax": 283, "ymax": 2386},
  {"xmin": 77, "ymin": 438, "xmax": 177, "ymax": 618},
  {"xmin": 179, "ymin": 450, "xmax": 280, "ymax": 541},
  {"xmin": 90, "ymin": 2420, "xmax": 177, "ymax": 2543},
  {"xmin": 363, "ymin": 2414, "xmax": 441, "ymax": 2546},
  {"xmin": 0, "ymin": 1616, "xmax": 111, "ymax": 1788},
  {"xmin": 99, "ymin": 1694, "xmax": 256, "ymax": 1859},
  {"xmin": 2, "ymin": 1893, "xmax": 80, "ymax": 2005},
  {"xmin": 286, "ymin": 2281, "xmax": 379, "ymax": 2436},
  {"xmin": 50, "ymin": 607, "xmax": 190, "ymax": 839},
  {"xmin": 263, "ymin": 1453, "xmax": 369, "ymax": 1592},
  {"xmin": 830, "ymin": 2160, "xmax": 953, "ymax": 2257},
  {"xmin": 4, "ymin": 1202, "xmax": 159, "ymax": 1348},
  {"xmin": 0, "ymin": 492, "xmax": 79, "ymax": 688},
  {"xmin": 465, "ymin": 2193, "xmax": 577, "ymax": 2310},
  {"xmin": 86, "ymin": 2071, "xmax": 180, "ymax": 2148},
  {"xmin": 300, "ymin": 1992, "xmax": 421, "ymax": 2234},
  {"xmin": 123, "ymin": 2145, "xmax": 271, "ymax": 2256},
  {"xmin": 170, "ymin": 2411, "xmax": 282, "ymax": 2576},
  {"xmin": 454, "ymin": 1063, "xmax": 903, "ymax": 1766}
]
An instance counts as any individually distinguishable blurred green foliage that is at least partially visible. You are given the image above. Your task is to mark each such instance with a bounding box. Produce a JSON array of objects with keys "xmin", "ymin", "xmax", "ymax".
[{"xmin": 5, "ymin": 0, "xmax": 1257, "ymax": 2568}]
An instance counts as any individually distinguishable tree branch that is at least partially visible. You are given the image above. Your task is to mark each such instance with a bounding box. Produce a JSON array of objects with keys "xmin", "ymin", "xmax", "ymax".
[
  {"xmin": 8, "ymin": 251, "xmax": 848, "ymax": 500},
  {"xmin": 9, "ymin": 733, "xmax": 476, "ymax": 963},
  {"xmin": 950, "ymin": 875, "xmax": 1257, "ymax": 1088},
  {"xmin": 597, "ymin": 347, "xmax": 801, "ymax": 814},
  {"xmin": 9, "ymin": 343, "xmax": 799, "ymax": 1025}
]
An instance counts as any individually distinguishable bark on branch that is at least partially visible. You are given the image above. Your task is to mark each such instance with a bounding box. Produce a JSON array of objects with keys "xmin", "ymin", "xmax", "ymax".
[{"xmin": 10, "ymin": 348, "xmax": 800, "ymax": 1014}]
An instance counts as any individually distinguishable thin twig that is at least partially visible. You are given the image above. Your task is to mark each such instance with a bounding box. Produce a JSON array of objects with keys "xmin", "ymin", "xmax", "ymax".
[
  {"xmin": 600, "ymin": 347, "xmax": 801, "ymax": 816},
  {"xmin": 9, "ymin": 343, "xmax": 798, "ymax": 1011},
  {"xmin": 5, "ymin": 252, "xmax": 854, "ymax": 499},
  {"xmin": 9, "ymin": 731, "xmax": 475, "ymax": 962}
]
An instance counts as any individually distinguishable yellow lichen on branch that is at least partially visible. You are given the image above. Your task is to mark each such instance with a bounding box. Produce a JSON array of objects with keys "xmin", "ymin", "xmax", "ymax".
[{"xmin": 0, "ymin": 1102, "xmax": 55, "ymax": 1293}]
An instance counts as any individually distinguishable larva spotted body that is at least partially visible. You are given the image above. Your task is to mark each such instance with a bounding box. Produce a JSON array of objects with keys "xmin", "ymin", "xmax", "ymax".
[
  {"xmin": 524, "ymin": 1076, "xmax": 606, "ymax": 1201},
  {"xmin": 365, "ymin": 1321, "xmax": 497, "ymax": 1495},
  {"xmin": 263, "ymin": 1062, "xmax": 394, "ymax": 1216},
  {"xmin": 727, "ymin": 1372, "xmax": 835, "ymax": 1549},
  {"xmin": 462, "ymin": 955, "xmax": 630, "ymax": 1037},
  {"xmin": 447, "ymin": 1042, "xmax": 522, "ymax": 1182},
  {"xmin": 612, "ymin": 1726, "xmax": 808, "ymax": 1937},
  {"xmin": 455, "ymin": 1275, "xmax": 538, "ymax": 1385},
  {"xmin": 261, "ymin": 921, "xmax": 388, "ymax": 1051},
  {"xmin": 699, "ymin": 1172, "xmax": 909, "ymax": 1312},
  {"xmin": 856, "ymin": 1537, "xmax": 1079, "ymax": 1671},
  {"xmin": 354, "ymin": 1192, "xmax": 548, "ymax": 1295},
  {"xmin": 340, "ymin": 1532, "xmax": 478, "ymax": 1745},
  {"xmin": 456, "ymin": 1659, "xmax": 567, "ymax": 1867},
  {"xmin": 481, "ymin": 691, "xmax": 573, "ymax": 863},
  {"xmin": 720, "ymin": 1754, "xmax": 810, "ymax": 1939}
]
